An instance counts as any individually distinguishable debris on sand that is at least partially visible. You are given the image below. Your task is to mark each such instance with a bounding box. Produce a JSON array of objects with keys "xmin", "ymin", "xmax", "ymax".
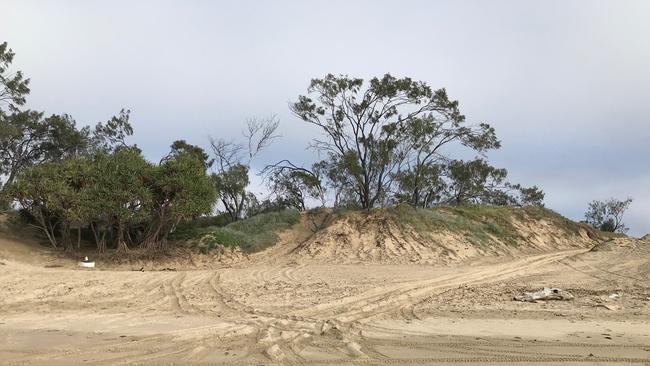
[
  {"xmin": 596, "ymin": 304, "xmax": 622, "ymax": 311},
  {"xmin": 264, "ymin": 344, "xmax": 285, "ymax": 361},
  {"xmin": 345, "ymin": 341, "xmax": 367, "ymax": 358},
  {"xmin": 514, "ymin": 287, "xmax": 574, "ymax": 302}
]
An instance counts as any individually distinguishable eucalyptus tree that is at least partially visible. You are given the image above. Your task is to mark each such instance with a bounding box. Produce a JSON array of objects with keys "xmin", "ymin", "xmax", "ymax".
[
  {"xmin": 444, "ymin": 159, "xmax": 509, "ymax": 205},
  {"xmin": 262, "ymin": 160, "xmax": 325, "ymax": 211},
  {"xmin": 397, "ymin": 113, "xmax": 499, "ymax": 207},
  {"xmin": 290, "ymin": 73, "xmax": 500, "ymax": 209},
  {"xmin": 209, "ymin": 116, "xmax": 279, "ymax": 220},
  {"xmin": 585, "ymin": 198, "xmax": 633, "ymax": 233}
]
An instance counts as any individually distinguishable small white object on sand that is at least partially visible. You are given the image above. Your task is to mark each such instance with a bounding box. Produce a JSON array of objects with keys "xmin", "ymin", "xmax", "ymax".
[
  {"xmin": 514, "ymin": 287, "xmax": 573, "ymax": 302},
  {"xmin": 78, "ymin": 256, "xmax": 95, "ymax": 268}
]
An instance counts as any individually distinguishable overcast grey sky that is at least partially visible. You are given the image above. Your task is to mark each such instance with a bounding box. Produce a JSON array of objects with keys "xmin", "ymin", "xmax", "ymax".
[{"xmin": 2, "ymin": 0, "xmax": 648, "ymax": 235}]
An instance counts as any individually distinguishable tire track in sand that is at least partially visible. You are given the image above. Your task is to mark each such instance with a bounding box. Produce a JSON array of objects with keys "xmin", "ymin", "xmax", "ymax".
[{"xmin": 293, "ymin": 250, "xmax": 584, "ymax": 322}]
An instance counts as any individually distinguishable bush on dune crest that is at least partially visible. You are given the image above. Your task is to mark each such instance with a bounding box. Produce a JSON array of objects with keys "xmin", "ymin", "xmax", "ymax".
[{"xmin": 191, "ymin": 209, "xmax": 300, "ymax": 253}]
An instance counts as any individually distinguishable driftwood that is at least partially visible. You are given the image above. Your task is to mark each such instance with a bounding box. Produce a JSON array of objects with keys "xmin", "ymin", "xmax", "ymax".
[{"xmin": 514, "ymin": 287, "xmax": 574, "ymax": 302}]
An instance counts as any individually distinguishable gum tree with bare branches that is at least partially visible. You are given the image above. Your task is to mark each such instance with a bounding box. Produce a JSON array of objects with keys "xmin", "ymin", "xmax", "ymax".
[{"xmin": 209, "ymin": 116, "xmax": 280, "ymax": 220}]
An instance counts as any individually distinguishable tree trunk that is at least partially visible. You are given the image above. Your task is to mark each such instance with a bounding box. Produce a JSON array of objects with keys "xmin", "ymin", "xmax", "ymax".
[
  {"xmin": 34, "ymin": 210, "xmax": 58, "ymax": 248},
  {"xmin": 61, "ymin": 224, "xmax": 74, "ymax": 252},
  {"xmin": 116, "ymin": 222, "xmax": 129, "ymax": 253},
  {"xmin": 90, "ymin": 222, "xmax": 107, "ymax": 253}
]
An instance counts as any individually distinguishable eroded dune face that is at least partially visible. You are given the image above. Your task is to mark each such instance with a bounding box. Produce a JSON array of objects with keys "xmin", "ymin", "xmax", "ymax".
[
  {"xmin": 281, "ymin": 208, "xmax": 605, "ymax": 265},
  {"xmin": 0, "ymin": 213, "xmax": 649, "ymax": 365}
]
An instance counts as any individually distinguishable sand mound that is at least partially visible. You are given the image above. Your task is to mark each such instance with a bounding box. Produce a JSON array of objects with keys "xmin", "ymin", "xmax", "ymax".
[
  {"xmin": 590, "ymin": 237, "xmax": 649, "ymax": 254},
  {"xmin": 284, "ymin": 207, "xmax": 603, "ymax": 264}
]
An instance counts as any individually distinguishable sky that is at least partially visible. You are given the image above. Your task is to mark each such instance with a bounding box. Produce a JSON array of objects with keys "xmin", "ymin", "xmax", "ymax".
[{"xmin": 1, "ymin": 0, "xmax": 648, "ymax": 236}]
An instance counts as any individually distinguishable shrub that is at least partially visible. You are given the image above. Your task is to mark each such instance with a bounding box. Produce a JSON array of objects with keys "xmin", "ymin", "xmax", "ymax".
[{"xmin": 192, "ymin": 208, "xmax": 300, "ymax": 253}]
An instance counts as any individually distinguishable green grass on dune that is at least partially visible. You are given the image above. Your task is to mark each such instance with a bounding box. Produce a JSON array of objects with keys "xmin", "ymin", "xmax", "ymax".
[
  {"xmin": 176, "ymin": 204, "xmax": 611, "ymax": 254},
  {"xmin": 169, "ymin": 213, "xmax": 233, "ymax": 241},
  {"xmin": 383, "ymin": 204, "xmax": 605, "ymax": 248},
  {"xmin": 189, "ymin": 209, "xmax": 301, "ymax": 253},
  {"xmin": 384, "ymin": 205, "xmax": 519, "ymax": 248}
]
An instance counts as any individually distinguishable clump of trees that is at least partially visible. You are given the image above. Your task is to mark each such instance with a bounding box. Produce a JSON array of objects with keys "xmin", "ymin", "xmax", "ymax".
[
  {"xmin": 0, "ymin": 42, "xmax": 216, "ymax": 252},
  {"xmin": 584, "ymin": 197, "xmax": 633, "ymax": 234},
  {"xmin": 4, "ymin": 137, "xmax": 216, "ymax": 252},
  {"xmin": 264, "ymin": 74, "xmax": 544, "ymax": 210}
]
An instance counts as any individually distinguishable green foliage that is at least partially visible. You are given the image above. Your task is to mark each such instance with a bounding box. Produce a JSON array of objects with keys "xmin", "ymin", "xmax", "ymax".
[
  {"xmin": 5, "ymin": 146, "xmax": 218, "ymax": 252},
  {"xmin": 142, "ymin": 151, "xmax": 217, "ymax": 249},
  {"xmin": 193, "ymin": 209, "xmax": 300, "ymax": 253},
  {"xmin": 211, "ymin": 163, "xmax": 250, "ymax": 221},
  {"xmin": 90, "ymin": 109, "xmax": 134, "ymax": 153},
  {"xmin": 291, "ymin": 73, "xmax": 503, "ymax": 209},
  {"xmin": 393, "ymin": 163, "xmax": 446, "ymax": 207},
  {"xmin": 584, "ymin": 197, "xmax": 633, "ymax": 233},
  {"xmin": 88, "ymin": 149, "xmax": 152, "ymax": 226},
  {"xmin": 168, "ymin": 213, "xmax": 232, "ymax": 241},
  {"xmin": 0, "ymin": 42, "xmax": 30, "ymax": 110},
  {"xmin": 445, "ymin": 159, "xmax": 508, "ymax": 205},
  {"xmin": 0, "ymin": 111, "xmax": 89, "ymax": 187},
  {"xmin": 383, "ymin": 204, "xmax": 594, "ymax": 248},
  {"xmin": 165, "ymin": 139, "xmax": 213, "ymax": 169},
  {"xmin": 263, "ymin": 160, "xmax": 325, "ymax": 211},
  {"xmin": 385, "ymin": 205, "xmax": 518, "ymax": 247}
]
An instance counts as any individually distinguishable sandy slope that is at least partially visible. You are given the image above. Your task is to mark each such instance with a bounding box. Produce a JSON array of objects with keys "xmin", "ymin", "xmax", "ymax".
[{"xmin": 0, "ymin": 232, "xmax": 649, "ymax": 364}]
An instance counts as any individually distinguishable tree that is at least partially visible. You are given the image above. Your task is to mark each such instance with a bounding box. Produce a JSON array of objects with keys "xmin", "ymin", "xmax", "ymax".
[
  {"xmin": 211, "ymin": 163, "xmax": 250, "ymax": 221},
  {"xmin": 87, "ymin": 149, "xmax": 151, "ymax": 252},
  {"xmin": 4, "ymin": 162, "xmax": 65, "ymax": 248},
  {"xmin": 440, "ymin": 159, "xmax": 544, "ymax": 207},
  {"xmin": 142, "ymin": 149, "xmax": 217, "ymax": 250},
  {"xmin": 505, "ymin": 183, "xmax": 545, "ymax": 207},
  {"xmin": 290, "ymin": 73, "xmax": 498, "ymax": 209},
  {"xmin": 0, "ymin": 111, "xmax": 89, "ymax": 187},
  {"xmin": 393, "ymin": 162, "xmax": 446, "ymax": 208},
  {"xmin": 164, "ymin": 139, "xmax": 213, "ymax": 169},
  {"xmin": 397, "ymin": 114, "xmax": 500, "ymax": 207},
  {"xmin": 209, "ymin": 116, "xmax": 279, "ymax": 220},
  {"xmin": 0, "ymin": 42, "xmax": 30, "ymax": 111},
  {"xmin": 262, "ymin": 160, "xmax": 325, "ymax": 211},
  {"xmin": 444, "ymin": 159, "xmax": 509, "ymax": 205},
  {"xmin": 90, "ymin": 109, "xmax": 135, "ymax": 153},
  {"xmin": 584, "ymin": 198, "xmax": 633, "ymax": 233}
]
